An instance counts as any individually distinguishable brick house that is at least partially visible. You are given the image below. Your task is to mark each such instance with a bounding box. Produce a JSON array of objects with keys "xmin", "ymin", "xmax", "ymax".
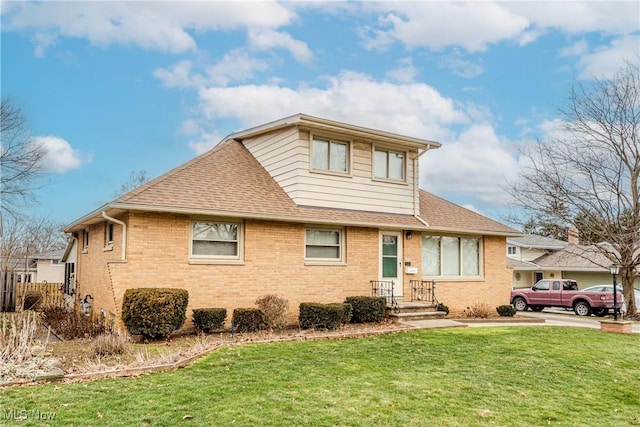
[{"xmin": 63, "ymin": 114, "xmax": 520, "ymax": 329}]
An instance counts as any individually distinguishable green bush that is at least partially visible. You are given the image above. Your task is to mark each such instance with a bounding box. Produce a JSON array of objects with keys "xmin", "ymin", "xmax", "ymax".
[
  {"xmin": 345, "ymin": 296, "xmax": 386, "ymax": 323},
  {"xmin": 192, "ymin": 308, "xmax": 227, "ymax": 333},
  {"xmin": 299, "ymin": 302, "xmax": 352, "ymax": 330},
  {"xmin": 231, "ymin": 308, "xmax": 266, "ymax": 333},
  {"xmin": 121, "ymin": 288, "xmax": 189, "ymax": 339},
  {"xmin": 496, "ymin": 305, "xmax": 517, "ymax": 317},
  {"xmin": 436, "ymin": 303, "xmax": 450, "ymax": 315}
]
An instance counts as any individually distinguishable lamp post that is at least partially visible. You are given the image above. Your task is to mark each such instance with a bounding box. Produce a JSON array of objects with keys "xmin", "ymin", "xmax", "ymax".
[{"xmin": 609, "ymin": 264, "xmax": 621, "ymax": 321}]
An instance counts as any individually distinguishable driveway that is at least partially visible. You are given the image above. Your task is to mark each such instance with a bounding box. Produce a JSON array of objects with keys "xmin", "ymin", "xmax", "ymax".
[
  {"xmin": 401, "ymin": 309, "xmax": 640, "ymax": 333},
  {"xmin": 493, "ymin": 309, "xmax": 640, "ymax": 333}
]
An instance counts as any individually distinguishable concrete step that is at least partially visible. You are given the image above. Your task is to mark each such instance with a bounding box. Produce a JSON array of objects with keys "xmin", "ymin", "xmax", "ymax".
[{"xmin": 387, "ymin": 311, "xmax": 448, "ymax": 322}]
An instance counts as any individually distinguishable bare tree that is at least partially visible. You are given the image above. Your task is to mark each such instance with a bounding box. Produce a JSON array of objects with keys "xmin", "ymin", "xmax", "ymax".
[
  {"xmin": 0, "ymin": 216, "xmax": 67, "ymax": 273},
  {"xmin": 0, "ymin": 99, "xmax": 45, "ymax": 223},
  {"xmin": 113, "ymin": 170, "xmax": 150, "ymax": 198},
  {"xmin": 509, "ymin": 62, "xmax": 640, "ymax": 316}
]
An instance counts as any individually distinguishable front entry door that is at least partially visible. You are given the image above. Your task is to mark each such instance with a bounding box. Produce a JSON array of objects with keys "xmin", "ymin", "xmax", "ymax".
[{"xmin": 380, "ymin": 231, "xmax": 403, "ymax": 297}]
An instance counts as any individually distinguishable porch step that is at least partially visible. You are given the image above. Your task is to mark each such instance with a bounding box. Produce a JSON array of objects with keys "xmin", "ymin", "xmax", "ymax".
[{"xmin": 385, "ymin": 301, "xmax": 447, "ymax": 322}]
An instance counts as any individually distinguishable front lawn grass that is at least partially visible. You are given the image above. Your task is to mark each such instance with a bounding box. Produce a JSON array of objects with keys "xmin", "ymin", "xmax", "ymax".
[{"xmin": 2, "ymin": 326, "xmax": 639, "ymax": 426}]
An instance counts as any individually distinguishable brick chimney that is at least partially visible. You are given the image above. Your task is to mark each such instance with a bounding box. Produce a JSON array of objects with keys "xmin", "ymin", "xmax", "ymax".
[{"xmin": 567, "ymin": 226, "xmax": 579, "ymax": 245}]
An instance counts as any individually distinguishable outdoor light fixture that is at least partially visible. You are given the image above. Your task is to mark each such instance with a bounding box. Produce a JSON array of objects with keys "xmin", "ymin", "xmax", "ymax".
[
  {"xmin": 609, "ymin": 264, "xmax": 621, "ymax": 321},
  {"xmin": 406, "ymin": 230, "xmax": 413, "ymax": 240}
]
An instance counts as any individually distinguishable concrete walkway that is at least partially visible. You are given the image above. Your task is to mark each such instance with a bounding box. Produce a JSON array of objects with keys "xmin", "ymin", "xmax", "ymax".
[{"xmin": 401, "ymin": 313, "xmax": 640, "ymax": 333}]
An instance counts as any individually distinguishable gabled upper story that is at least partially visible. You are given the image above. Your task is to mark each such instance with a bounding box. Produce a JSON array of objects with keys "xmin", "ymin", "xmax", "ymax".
[{"xmin": 229, "ymin": 114, "xmax": 441, "ymax": 216}]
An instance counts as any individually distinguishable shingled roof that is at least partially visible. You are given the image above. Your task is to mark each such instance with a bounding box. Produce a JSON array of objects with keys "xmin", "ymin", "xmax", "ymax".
[{"xmin": 65, "ymin": 137, "xmax": 519, "ymax": 236}]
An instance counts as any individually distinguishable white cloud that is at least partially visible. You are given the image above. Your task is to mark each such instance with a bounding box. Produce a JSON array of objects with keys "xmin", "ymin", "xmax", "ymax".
[
  {"xmin": 154, "ymin": 60, "xmax": 203, "ymax": 88},
  {"xmin": 248, "ymin": 29, "xmax": 313, "ymax": 63},
  {"xmin": 188, "ymin": 132, "xmax": 224, "ymax": 155},
  {"xmin": 206, "ymin": 51, "xmax": 270, "ymax": 86},
  {"xmin": 576, "ymin": 36, "xmax": 640, "ymax": 80},
  {"xmin": 4, "ymin": 1, "xmax": 298, "ymax": 55},
  {"xmin": 196, "ymin": 71, "xmax": 468, "ymax": 142},
  {"xmin": 361, "ymin": 2, "xmax": 529, "ymax": 52},
  {"xmin": 438, "ymin": 50, "xmax": 484, "ymax": 79},
  {"xmin": 386, "ymin": 57, "xmax": 419, "ymax": 83},
  {"xmin": 421, "ymin": 124, "xmax": 520, "ymax": 207},
  {"xmin": 34, "ymin": 136, "xmax": 91, "ymax": 173}
]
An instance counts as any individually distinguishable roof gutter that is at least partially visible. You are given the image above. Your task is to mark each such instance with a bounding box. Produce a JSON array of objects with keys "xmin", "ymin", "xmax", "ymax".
[{"xmin": 102, "ymin": 211, "xmax": 127, "ymax": 261}]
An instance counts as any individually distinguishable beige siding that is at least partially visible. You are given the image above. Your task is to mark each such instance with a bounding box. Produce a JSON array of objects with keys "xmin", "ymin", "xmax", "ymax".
[{"xmin": 244, "ymin": 128, "xmax": 417, "ymax": 215}]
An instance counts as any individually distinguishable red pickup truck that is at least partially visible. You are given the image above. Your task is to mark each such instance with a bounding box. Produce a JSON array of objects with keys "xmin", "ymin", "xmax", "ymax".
[{"xmin": 510, "ymin": 279, "xmax": 621, "ymax": 316}]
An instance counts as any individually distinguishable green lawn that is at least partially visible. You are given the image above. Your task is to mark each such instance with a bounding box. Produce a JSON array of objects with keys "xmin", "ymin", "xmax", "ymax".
[{"xmin": 2, "ymin": 327, "xmax": 639, "ymax": 426}]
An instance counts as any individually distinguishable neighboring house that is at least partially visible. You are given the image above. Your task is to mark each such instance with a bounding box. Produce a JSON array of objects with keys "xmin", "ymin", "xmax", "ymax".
[
  {"xmin": 508, "ymin": 235, "xmax": 640, "ymax": 289},
  {"xmin": 0, "ymin": 250, "xmax": 64, "ymax": 283},
  {"xmin": 507, "ymin": 235, "xmax": 569, "ymax": 288},
  {"xmin": 63, "ymin": 113, "xmax": 520, "ymax": 330},
  {"xmin": 31, "ymin": 249, "xmax": 66, "ymax": 283}
]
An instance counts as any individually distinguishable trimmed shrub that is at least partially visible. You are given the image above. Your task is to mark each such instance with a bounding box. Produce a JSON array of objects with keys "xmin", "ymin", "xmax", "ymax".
[
  {"xmin": 436, "ymin": 303, "xmax": 450, "ymax": 315},
  {"xmin": 299, "ymin": 303, "xmax": 352, "ymax": 330},
  {"xmin": 496, "ymin": 305, "xmax": 517, "ymax": 317},
  {"xmin": 41, "ymin": 306, "xmax": 106, "ymax": 339},
  {"xmin": 345, "ymin": 296, "xmax": 386, "ymax": 323},
  {"xmin": 121, "ymin": 288, "xmax": 189, "ymax": 339},
  {"xmin": 255, "ymin": 294, "xmax": 289, "ymax": 331},
  {"xmin": 192, "ymin": 308, "xmax": 227, "ymax": 333},
  {"xmin": 231, "ymin": 308, "xmax": 266, "ymax": 333}
]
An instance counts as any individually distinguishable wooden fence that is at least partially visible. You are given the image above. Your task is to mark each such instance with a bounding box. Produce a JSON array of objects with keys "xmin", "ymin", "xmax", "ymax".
[
  {"xmin": 1, "ymin": 271, "xmax": 18, "ymax": 312},
  {"xmin": 16, "ymin": 282, "xmax": 65, "ymax": 310}
]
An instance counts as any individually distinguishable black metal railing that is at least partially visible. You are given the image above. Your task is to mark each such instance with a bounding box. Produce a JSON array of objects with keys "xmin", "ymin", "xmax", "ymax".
[
  {"xmin": 410, "ymin": 280, "xmax": 437, "ymax": 304},
  {"xmin": 371, "ymin": 280, "xmax": 399, "ymax": 312}
]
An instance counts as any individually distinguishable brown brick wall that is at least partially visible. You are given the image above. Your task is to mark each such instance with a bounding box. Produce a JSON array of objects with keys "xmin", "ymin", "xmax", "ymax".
[
  {"xmin": 76, "ymin": 213, "xmax": 511, "ymax": 331},
  {"xmin": 430, "ymin": 235, "xmax": 511, "ymax": 315}
]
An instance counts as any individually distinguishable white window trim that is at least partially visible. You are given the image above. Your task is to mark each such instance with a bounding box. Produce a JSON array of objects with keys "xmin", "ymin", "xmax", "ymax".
[
  {"xmin": 421, "ymin": 234, "xmax": 484, "ymax": 280},
  {"xmin": 82, "ymin": 229, "xmax": 89, "ymax": 254},
  {"xmin": 372, "ymin": 145, "xmax": 408, "ymax": 183},
  {"xmin": 189, "ymin": 220, "xmax": 244, "ymax": 265},
  {"xmin": 104, "ymin": 222, "xmax": 114, "ymax": 252},
  {"xmin": 304, "ymin": 226, "xmax": 346, "ymax": 266},
  {"xmin": 309, "ymin": 133, "xmax": 352, "ymax": 176}
]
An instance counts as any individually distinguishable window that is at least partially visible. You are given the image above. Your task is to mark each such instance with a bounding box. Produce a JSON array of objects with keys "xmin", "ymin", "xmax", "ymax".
[
  {"xmin": 191, "ymin": 221, "xmax": 242, "ymax": 261},
  {"xmin": 311, "ymin": 137, "xmax": 348, "ymax": 173},
  {"xmin": 507, "ymin": 246, "xmax": 517, "ymax": 255},
  {"xmin": 374, "ymin": 148, "xmax": 405, "ymax": 180},
  {"xmin": 105, "ymin": 223, "xmax": 114, "ymax": 249},
  {"xmin": 82, "ymin": 229, "xmax": 89, "ymax": 251},
  {"xmin": 305, "ymin": 228, "xmax": 343, "ymax": 262},
  {"xmin": 422, "ymin": 235, "xmax": 481, "ymax": 277}
]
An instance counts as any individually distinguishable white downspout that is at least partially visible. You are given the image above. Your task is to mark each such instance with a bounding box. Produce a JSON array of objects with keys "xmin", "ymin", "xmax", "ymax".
[
  {"xmin": 412, "ymin": 146, "xmax": 431, "ymax": 227},
  {"xmin": 102, "ymin": 211, "xmax": 127, "ymax": 261}
]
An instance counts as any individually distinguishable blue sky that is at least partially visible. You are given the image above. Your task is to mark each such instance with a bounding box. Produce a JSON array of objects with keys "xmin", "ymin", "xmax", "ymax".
[{"xmin": 2, "ymin": 1, "xmax": 639, "ymax": 226}]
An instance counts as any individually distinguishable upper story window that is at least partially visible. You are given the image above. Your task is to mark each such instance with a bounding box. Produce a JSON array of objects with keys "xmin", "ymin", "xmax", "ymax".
[
  {"xmin": 191, "ymin": 221, "xmax": 243, "ymax": 263},
  {"xmin": 374, "ymin": 148, "xmax": 405, "ymax": 181},
  {"xmin": 311, "ymin": 137, "xmax": 348, "ymax": 173},
  {"xmin": 422, "ymin": 235, "xmax": 482, "ymax": 277},
  {"xmin": 305, "ymin": 228, "xmax": 344, "ymax": 264},
  {"xmin": 104, "ymin": 223, "xmax": 114, "ymax": 250},
  {"xmin": 82, "ymin": 229, "xmax": 89, "ymax": 252},
  {"xmin": 507, "ymin": 246, "xmax": 517, "ymax": 255}
]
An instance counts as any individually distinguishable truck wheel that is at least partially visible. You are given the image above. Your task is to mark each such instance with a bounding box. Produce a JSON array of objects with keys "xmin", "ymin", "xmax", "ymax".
[
  {"xmin": 512, "ymin": 297, "xmax": 528, "ymax": 311},
  {"xmin": 573, "ymin": 301, "xmax": 592, "ymax": 316},
  {"xmin": 593, "ymin": 308, "xmax": 607, "ymax": 317}
]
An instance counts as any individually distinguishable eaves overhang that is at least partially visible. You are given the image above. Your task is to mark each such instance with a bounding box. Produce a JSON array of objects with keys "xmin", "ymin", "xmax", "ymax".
[
  {"xmin": 64, "ymin": 202, "xmax": 427, "ymax": 232},
  {"xmin": 225, "ymin": 113, "xmax": 442, "ymax": 150}
]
